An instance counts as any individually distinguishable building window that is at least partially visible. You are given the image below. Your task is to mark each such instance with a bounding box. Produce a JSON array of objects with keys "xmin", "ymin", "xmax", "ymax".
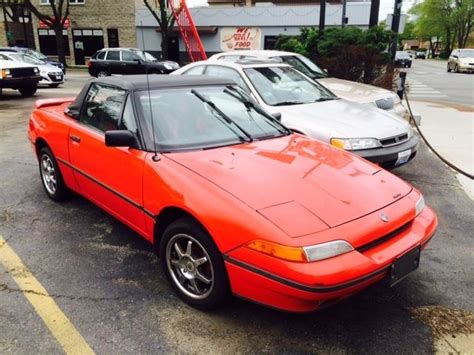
[
  {"xmin": 264, "ymin": 36, "xmax": 278, "ymax": 50},
  {"xmin": 37, "ymin": 29, "xmax": 70, "ymax": 56},
  {"xmin": 107, "ymin": 29, "xmax": 119, "ymax": 48},
  {"xmin": 40, "ymin": 0, "xmax": 85, "ymax": 5},
  {"xmin": 72, "ymin": 29, "xmax": 104, "ymax": 57}
]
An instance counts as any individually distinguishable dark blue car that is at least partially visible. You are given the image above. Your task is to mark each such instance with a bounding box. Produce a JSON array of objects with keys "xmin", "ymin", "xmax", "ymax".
[{"xmin": 0, "ymin": 47, "xmax": 66, "ymax": 74}]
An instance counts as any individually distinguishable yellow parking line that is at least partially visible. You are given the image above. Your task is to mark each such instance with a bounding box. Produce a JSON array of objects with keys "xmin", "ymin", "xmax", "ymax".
[{"xmin": 0, "ymin": 235, "xmax": 94, "ymax": 355}]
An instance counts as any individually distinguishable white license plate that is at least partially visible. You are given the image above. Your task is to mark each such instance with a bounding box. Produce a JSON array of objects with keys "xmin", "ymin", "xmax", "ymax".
[
  {"xmin": 56, "ymin": 75, "xmax": 62, "ymax": 80},
  {"xmin": 396, "ymin": 149, "xmax": 411, "ymax": 166}
]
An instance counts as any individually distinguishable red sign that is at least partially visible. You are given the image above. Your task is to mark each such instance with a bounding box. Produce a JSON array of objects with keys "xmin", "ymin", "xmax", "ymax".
[{"xmin": 39, "ymin": 18, "xmax": 70, "ymax": 29}]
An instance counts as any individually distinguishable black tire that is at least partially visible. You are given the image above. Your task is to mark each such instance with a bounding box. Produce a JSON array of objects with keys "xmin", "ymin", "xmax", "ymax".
[
  {"xmin": 18, "ymin": 85, "xmax": 37, "ymax": 97},
  {"xmin": 160, "ymin": 217, "xmax": 230, "ymax": 310},
  {"xmin": 447, "ymin": 64, "xmax": 451, "ymax": 72},
  {"xmin": 408, "ymin": 63, "xmax": 412, "ymax": 68},
  {"xmin": 454, "ymin": 64, "xmax": 459, "ymax": 73},
  {"xmin": 49, "ymin": 84, "xmax": 60, "ymax": 88},
  {"xmin": 39, "ymin": 146, "xmax": 70, "ymax": 201}
]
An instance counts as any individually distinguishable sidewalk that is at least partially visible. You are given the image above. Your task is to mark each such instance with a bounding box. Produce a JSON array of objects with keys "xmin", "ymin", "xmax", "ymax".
[{"xmin": 409, "ymin": 100, "xmax": 474, "ymax": 199}]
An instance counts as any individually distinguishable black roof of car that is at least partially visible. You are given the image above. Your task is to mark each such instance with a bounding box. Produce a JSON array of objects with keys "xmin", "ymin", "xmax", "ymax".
[
  {"xmin": 66, "ymin": 75, "xmax": 237, "ymax": 118},
  {"xmin": 92, "ymin": 75, "xmax": 236, "ymax": 91}
]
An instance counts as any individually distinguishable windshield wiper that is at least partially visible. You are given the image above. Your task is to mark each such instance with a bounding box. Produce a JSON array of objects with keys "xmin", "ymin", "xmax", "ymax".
[
  {"xmin": 191, "ymin": 89, "xmax": 253, "ymax": 143},
  {"xmin": 224, "ymin": 86, "xmax": 291, "ymax": 136},
  {"xmin": 273, "ymin": 101, "xmax": 306, "ymax": 106},
  {"xmin": 315, "ymin": 97, "xmax": 339, "ymax": 102}
]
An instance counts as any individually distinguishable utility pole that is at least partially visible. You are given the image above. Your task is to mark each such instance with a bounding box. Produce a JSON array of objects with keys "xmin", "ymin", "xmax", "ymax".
[
  {"xmin": 341, "ymin": 0, "xmax": 348, "ymax": 27},
  {"xmin": 369, "ymin": 0, "xmax": 380, "ymax": 28},
  {"xmin": 389, "ymin": 0, "xmax": 403, "ymax": 60},
  {"xmin": 319, "ymin": 0, "xmax": 326, "ymax": 35}
]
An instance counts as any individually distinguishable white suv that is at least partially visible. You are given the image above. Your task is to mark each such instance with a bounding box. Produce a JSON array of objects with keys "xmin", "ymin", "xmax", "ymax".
[{"xmin": 209, "ymin": 50, "xmax": 409, "ymax": 119}]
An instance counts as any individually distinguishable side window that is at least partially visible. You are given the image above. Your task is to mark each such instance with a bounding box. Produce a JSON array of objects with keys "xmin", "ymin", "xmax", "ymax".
[
  {"xmin": 121, "ymin": 51, "xmax": 138, "ymax": 62},
  {"xmin": 204, "ymin": 66, "xmax": 251, "ymax": 93},
  {"xmin": 183, "ymin": 65, "xmax": 206, "ymax": 75},
  {"xmin": 80, "ymin": 84, "xmax": 127, "ymax": 132},
  {"xmin": 106, "ymin": 50, "xmax": 120, "ymax": 61},
  {"xmin": 120, "ymin": 96, "xmax": 138, "ymax": 133},
  {"xmin": 96, "ymin": 51, "xmax": 106, "ymax": 60}
]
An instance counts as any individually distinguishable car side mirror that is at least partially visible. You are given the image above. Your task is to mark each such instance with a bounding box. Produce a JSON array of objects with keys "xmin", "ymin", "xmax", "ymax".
[
  {"xmin": 272, "ymin": 112, "xmax": 282, "ymax": 122},
  {"xmin": 105, "ymin": 130, "xmax": 136, "ymax": 147},
  {"xmin": 133, "ymin": 58, "xmax": 142, "ymax": 64}
]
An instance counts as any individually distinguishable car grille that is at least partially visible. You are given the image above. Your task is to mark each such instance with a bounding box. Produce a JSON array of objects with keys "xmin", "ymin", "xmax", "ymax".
[
  {"xmin": 11, "ymin": 67, "xmax": 36, "ymax": 78},
  {"xmin": 357, "ymin": 221, "xmax": 412, "ymax": 253},
  {"xmin": 379, "ymin": 133, "xmax": 409, "ymax": 147},
  {"xmin": 48, "ymin": 73, "xmax": 63, "ymax": 81},
  {"xmin": 375, "ymin": 97, "xmax": 395, "ymax": 110}
]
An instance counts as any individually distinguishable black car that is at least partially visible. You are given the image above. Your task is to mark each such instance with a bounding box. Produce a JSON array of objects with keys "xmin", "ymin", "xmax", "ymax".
[
  {"xmin": 0, "ymin": 47, "xmax": 66, "ymax": 74},
  {"xmin": 88, "ymin": 48, "xmax": 179, "ymax": 77},
  {"xmin": 395, "ymin": 51, "xmax": 412, "ymax": 68}
]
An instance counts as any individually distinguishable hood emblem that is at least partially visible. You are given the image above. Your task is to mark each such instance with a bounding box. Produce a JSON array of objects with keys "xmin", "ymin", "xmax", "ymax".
[{"xmin": 379, "ymin": 213, "xmax": 390, "ymax": 223}]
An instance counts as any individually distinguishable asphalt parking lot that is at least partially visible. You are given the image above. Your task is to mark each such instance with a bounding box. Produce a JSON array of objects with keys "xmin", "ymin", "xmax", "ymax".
[{"xmin": 0, "ymin": 69, "xmax": 473, "ymax": 354}]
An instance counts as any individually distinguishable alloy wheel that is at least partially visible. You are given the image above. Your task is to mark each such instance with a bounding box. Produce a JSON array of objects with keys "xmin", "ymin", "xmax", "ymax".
[
  {"xmin": 40, "ymin": 154, "xmax": 57, "ymax": 195},
  {"xmin": 166, "ymin": 233, "xmax": 214, "ymax": 300}
]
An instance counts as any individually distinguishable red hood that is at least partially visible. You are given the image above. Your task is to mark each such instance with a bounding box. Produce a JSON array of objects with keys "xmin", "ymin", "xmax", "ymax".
[{"xmin": 167, "ymin": 135, "xmax": 412, "ymax": 232}]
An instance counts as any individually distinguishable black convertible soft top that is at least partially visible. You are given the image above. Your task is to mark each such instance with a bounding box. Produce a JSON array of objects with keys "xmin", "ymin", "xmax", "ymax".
[{"xmin": 66, "ymin": 74, "xmax": 236, "ymax": 119}]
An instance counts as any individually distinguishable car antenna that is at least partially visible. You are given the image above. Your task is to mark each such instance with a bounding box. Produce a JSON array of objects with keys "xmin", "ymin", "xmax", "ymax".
[{"xmin": 140, "ymin": 21, "xmax": 160, "ymax": 162}]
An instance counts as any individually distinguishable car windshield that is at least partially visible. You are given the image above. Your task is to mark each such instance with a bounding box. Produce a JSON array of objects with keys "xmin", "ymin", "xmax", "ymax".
[
  {"xmin": 137, "ymin": 86, "xmax": 289, "ymax": 151},
  {"xmin": 396, "ymin": 52, "xmax": 411, "ymax": 59},
  {"xmin": 26, "ymin": 50, "xmax": 48, "ymax": 61},
  {"xmin": 459, "ymin": 49, "xmax": 474, "ymax": 58},
  {"xmin": 277, "ymin": 55, "xmax": 328, "ymax": 79},
  {"xmin": 133, "ymin": 50, "xmax": 157, "ymax": 62},
  {"xmin": 244, "ymin": 66, "xmax": 337, "ymax": 106},
  {"xmin": 8, "ymin": 53, "xmax": 44, "ymax": 65}
]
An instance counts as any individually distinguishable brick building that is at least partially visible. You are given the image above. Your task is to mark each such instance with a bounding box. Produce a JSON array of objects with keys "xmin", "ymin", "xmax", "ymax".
[{"xmin": 29, "ymin": 0, "xmax": 138, "ymax": 66}]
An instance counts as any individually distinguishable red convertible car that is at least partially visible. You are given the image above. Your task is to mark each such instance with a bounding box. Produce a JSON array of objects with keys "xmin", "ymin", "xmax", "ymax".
[{"xmin": 28, "ymin": 76, "xmax": 438, "ymax": 312}]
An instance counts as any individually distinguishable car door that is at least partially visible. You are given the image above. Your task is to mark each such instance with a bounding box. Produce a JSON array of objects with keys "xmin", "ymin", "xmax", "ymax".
[
  {"xmin": 120, "ymin": 50, "xmax": 143, "ymax": 75},
  {"xmin": 105, "ymin": 50, "xmax": 121, "ymax": 74},
  {"xmin": 68, "ymin": 83, "xmax": 148, "ymax": 236}
]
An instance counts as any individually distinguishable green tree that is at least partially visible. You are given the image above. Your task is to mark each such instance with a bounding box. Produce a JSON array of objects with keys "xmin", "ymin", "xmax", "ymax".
[
  {"xmin": 22, "ymin": 0, "xmax": 69, "ymax": 65},
  {"xmin": 143, "ymin": 0, "xmax": 179, "ymax": 60},
  {"xmin": 411, "ymin": 0, "xmax": 474, "ymax": 57}
]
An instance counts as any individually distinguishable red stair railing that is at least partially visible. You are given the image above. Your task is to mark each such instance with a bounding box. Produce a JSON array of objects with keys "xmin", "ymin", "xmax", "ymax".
[{"xmin": 168, "ymin": 0, "xmax": 207, "ymax": 62}]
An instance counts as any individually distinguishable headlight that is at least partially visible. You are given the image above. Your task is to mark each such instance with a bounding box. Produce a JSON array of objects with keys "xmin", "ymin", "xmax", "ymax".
[
  {"xmin": 246, "ymin": 239, "xmax": 354, "ymax": 262},
  {"xmin": 1, "ymin": 69, "xmax": 12, "ymax": 79},
  {"xmin": 34, "ymin": 67, "xmax": 39, "ymax": 74},
  {"xmin": 415, "ymin": 195, "xmax": 425, "ymax": 217},
  {"xmin": 303, "ymin": 240, "xmax": 354, "ymax": 262},
  {"xmin": 163, "ymin": 63, "xmax": 173, "ymax": 70},
  {"xmin": 330, "ymin": 137, "xmax": 381, "ymax": 151}
]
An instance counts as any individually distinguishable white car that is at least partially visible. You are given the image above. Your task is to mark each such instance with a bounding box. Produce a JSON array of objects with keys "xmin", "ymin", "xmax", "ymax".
[
  {"xmin": 209, "ymin": 50, "xmax": 409, "ymax": 119},
  {"xmin": 447, "ymin": 49, "xmax": 474, "ymax": 73},
  {"xmin": 0, "ymin": 59, "xmax": 41, "ymax": 97},
  {"xmin": 173, "ymin": 60, "xmax": 419, "ymax": 169},
  {"xmin": 0, "ymin": 52, "xmax": 64, "ymax": 87}
]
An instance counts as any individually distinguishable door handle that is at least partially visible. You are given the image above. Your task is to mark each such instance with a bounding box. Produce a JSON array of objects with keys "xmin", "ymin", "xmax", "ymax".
[{"xmin": 70, "ymin": 135, "xmax": 81, "ymax": 143}]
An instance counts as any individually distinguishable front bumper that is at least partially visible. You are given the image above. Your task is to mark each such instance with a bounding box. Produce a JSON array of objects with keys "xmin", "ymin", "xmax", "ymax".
[
  {"xmin": 353, "ymin": 134, "xmax": 419, "ymax": 169},
  {"xmin": 458, "ymin": 64, "xmax": 474, "ymax": 72},
  {"xmin": 39, "ymin": 73, "xmax": 64, "ymax": 85},
  {"xmin": 0, "ymin": 76, "xmax": 41, "ymax": 89},
  {"xmin": 224, "ymin": 194, "xmax": 438, "ymax": 313}
]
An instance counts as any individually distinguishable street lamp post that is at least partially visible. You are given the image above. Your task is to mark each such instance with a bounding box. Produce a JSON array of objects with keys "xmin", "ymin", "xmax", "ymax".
[
  {"xmin": 319, "ymin": 0, "xmax": 326, "ymax": 35},
  {"xmin": 390, "ymin": 0, "xmax": 403, "ymax": 60}
]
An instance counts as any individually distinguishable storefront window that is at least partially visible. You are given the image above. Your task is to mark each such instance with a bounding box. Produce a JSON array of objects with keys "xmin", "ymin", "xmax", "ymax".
[{"xmin": 37, "ymin": 29, "xmax": 70, "ymax": 56}]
